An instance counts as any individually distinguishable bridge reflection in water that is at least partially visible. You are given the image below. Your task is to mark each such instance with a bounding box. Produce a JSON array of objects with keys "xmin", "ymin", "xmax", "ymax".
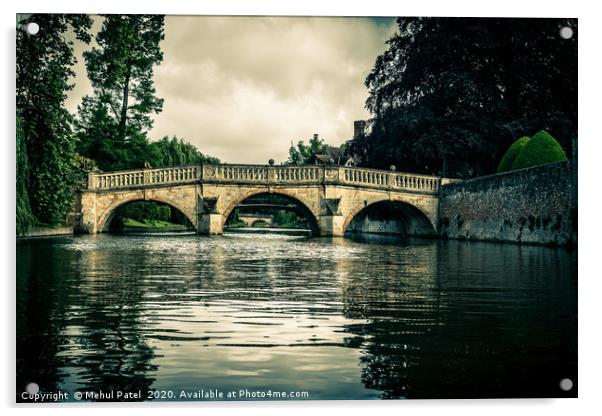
[{"xmin": 17, "ymin": 233, "xmax": 577, "ymax": 400}]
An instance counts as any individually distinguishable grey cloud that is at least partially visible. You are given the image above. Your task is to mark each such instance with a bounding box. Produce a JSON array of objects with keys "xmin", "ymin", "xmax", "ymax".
[{"xmin": 66, "ymin": 15, "xmax": 397, "ymax": 164}]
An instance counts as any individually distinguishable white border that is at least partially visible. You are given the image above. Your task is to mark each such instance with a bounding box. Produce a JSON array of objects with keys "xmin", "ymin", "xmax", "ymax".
[{"xmin": 2, "ymin": 1, "xmax": 600, "ymax": 415}]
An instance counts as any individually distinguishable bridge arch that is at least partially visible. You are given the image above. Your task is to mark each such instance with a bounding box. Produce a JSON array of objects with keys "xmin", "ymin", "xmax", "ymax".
[
  {"xmin": 81, "ymin": 164, "xmax": 442, "ymax": 236},
  {"xmin": 343, "ymin": 198, "xmax": 436, "ymax": 237},
  {"xmin": 97, "ymin": 195, "xmax": 196, "ymax": 233},
  {"xmin": 222, "ymin": 189, "xmax": 321, "ymax": 235}
]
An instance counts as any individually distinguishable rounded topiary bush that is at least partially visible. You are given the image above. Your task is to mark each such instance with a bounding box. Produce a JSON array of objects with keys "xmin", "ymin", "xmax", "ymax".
[
  {"xmin": 511, "ymin": 130, "xmax": 568, "ymax": 171},
  {"xmin": 497, "ymin": 136, "xmax": 531, "ymax": 173}
]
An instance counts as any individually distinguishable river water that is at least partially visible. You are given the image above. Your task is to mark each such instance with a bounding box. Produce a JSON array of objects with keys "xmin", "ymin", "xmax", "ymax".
[{"xmin": 16, "ymin": 233, "xmax": 577, "ymax": 400}]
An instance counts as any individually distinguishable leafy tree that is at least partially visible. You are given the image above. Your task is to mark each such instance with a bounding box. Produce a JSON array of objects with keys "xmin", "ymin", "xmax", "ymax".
[
  {"xmin": 287, "ymin": 134, "xmax": 325, "ymax": 165},
  {"xmin": 497, "ymin": 136, "xmax": 530, "ymax": 173},
  {"xmin": 152, "ymin": 136, "xmax": 220, "ymax": 166},
  {"xmin": 511, "ymin": 130, "xmax": 567, "ymax": 170},
  {"xmin": 76, "ymin": 15, "xmax": 165, "ymax": 170},
  {"xmin": 353, "ymin": 17, "xmax": 577, "ymax": 177},
  {"xmin": 17, "ymin": 14, "xmax": 92, "ymax": 226}
]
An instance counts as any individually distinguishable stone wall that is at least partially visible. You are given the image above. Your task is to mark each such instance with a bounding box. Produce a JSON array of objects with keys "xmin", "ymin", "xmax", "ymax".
[
  {"xmin": 439, "ymin": 161, "xmax": 577, "ymax": 246},
  {"xmin": 20, "ymin": 226, "xmax": 74, "ymax": 238}
]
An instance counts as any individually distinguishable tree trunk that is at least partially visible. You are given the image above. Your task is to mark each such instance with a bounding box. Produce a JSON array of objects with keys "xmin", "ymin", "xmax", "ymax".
[{"xmin": 118, "ymin": 68, "xmax": 130, "ymax": 144}]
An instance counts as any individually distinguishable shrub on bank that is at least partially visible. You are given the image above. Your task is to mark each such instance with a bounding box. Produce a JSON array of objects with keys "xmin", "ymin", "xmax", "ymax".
[
  {"xmin": 511, "ymin": 130, "xmax": 568, "ymax": 171},
  {"xmin": 497, "ymin": 136, "xmax": 531, "ymax": 173}
]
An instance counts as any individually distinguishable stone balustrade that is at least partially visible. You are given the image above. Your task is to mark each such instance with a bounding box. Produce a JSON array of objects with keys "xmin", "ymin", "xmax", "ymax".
[
  {"xmin": 87, "ymin": 164, "xmax": 441, "ymax": 194},
  {"xmin": 89, "ymin": 165, "xmax": 200, "ymax": 190}
]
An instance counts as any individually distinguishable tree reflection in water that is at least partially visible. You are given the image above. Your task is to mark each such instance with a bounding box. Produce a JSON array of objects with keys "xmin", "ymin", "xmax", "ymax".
[
  {"xmin": 17, "ymin": 234, "xmax": 576, "ymax": 400},
  {"xmin": 340, "ymin": 237, "xmax": 576, "ymax": 398}
]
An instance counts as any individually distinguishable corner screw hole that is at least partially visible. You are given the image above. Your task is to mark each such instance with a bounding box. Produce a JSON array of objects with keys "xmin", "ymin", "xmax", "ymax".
[
  {"xmin": 559, "ymin": 378, "xmax": 573, "ymax": 391},
  {"xmin": 25, "ymin": 382, "xmax": 39, "ymax": 394},
  {"xmin": 20, "ymin": 22, "xmax": 40, "ymax": 36},
  {"xmin": 559, "ymin": 27, "xmax": 573, "ymax": 40}
]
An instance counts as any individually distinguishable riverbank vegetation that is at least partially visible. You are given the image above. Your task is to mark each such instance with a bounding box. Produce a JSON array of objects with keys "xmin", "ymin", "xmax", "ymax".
[
  {"xmin": 110, "ymin": 201, "xmax": 192, "ymax": 231},
  {"xmin": 17, "ymin": 15, "xmax": 93, "ymax": 233},
  {"xmin": 16, "ymin": 16, "xmax": 577, "ymax": 234},
  {"xmin": 16, "ymin": 14, "xmax": 218, "ymax": 235},
  {"xmin": 351, "ymin": 18, "xmax": 577, "ymax": 178}
]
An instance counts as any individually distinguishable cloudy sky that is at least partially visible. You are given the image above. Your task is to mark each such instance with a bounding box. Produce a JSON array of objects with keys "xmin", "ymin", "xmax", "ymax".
[{"xmin": 66, "ymin": 16, "xmax": 397, "ymax": 164}]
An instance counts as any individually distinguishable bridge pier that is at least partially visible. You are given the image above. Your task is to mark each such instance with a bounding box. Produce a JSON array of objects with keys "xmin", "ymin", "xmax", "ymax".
[
  {"xmin": 318, "ymin": 215, "xmax": 345, "ymax": 237},
  {"xmin": 197, "ymin": 213, "xmax": 223, "ymax": 235},
  {"xmin": 79, "ymin": 164, "xmax": 444, "ymax": 238},
  {"xmin": 77, "ymin": 191, "xmax": 98, "ymax": 234}
]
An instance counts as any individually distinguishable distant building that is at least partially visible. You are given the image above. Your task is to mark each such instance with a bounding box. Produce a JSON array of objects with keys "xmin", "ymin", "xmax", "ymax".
[
  {"xmin": 307, "ymin": 120, "xmax": 366, "ymax": 167},
  {"xmin": 307, "ymin": 145, "xmax": 356, "ymax": 166}
]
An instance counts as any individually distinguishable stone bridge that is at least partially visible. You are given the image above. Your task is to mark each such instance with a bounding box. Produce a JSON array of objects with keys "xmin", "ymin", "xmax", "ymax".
[
  {"xmin": 236, "ymin": 213, "xmax": 274, "ymax": 227},
  {"xmin": 77, "ymin": 164, "xmax": 449, "ymax": 236}
]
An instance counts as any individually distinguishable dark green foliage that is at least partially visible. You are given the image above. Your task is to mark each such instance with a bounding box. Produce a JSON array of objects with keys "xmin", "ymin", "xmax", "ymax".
[
  {"xmin": 287, "ymin": 134, "xmax": 325, "ymax": 165},
  {"xmin": 511, "ymin": 131, "xmax": 568, "ymax": 170},
  {"xmin": 169, "ymin": 208, "xmax": 192, "ymax": 226},
  {"xmin": 80, "ymin": 15, "xmax": 165, "ymax": 143},
  {"xmin": 16, "ymin": 116, "xmax": 36, "ymax": 235},
  {"xmin": 152, "ymin": 136, "xmax": 220, "ymax": 167},
  {"xmin": 76, "ymin": 15, "xmax": 165, "ymax": 171},
  {"xmin": 272, "ymin": 210, "xmax": 304, "ymax": 228},
  {"xmin": 75, "ymin": 16, "xmax": 218, "ymax": 173},
  {"xmin": 112, "ymin": 201, "xmax": 194, "ymax": 231},
  {"xmin": 79, "ymin": 133, "xmax": 219, "ymax": 172},
  {"xmin": 352, "ymin": 17, "xmax": 577, "ymax": 177},
  {"xmin": 497, "ymin": 136, "xmax": 530, "ymax": 173},
  {"xmin": 117, "ymin": 201, "xmax": 171, "ymax": 223},
  {"xmin": 17, "ymin": 14, "xmax": 92, "ymax": 226},
  {"xmin": 16, "ymin": 14, "xmax": 218, "ymax": 233}
]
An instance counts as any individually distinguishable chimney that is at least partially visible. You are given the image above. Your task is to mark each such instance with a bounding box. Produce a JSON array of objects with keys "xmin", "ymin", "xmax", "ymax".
[{"xmin": 353, "ymin": 120, "xmax": 366, "ymax": 139}]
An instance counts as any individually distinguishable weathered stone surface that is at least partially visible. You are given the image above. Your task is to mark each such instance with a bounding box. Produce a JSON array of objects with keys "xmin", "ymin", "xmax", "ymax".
[
  {"xmin": 78, "ymin": 185, "xmax": 199, "ymax": 233},
  {"xmin": 439, "ymin": 161, "xmax": 577, "ymax": 246},
  {"xmin": 237, "ymin": 214, "xmax": 273, "ymax": 227},
  {"xmin": 77, "ymin": 165, "xmax": 442, "ymax": 237},
  {"xmin": 21, "ymin": 226, "xmax": 74, "ymax": 238},
  {"xmin": 346, "ymin": 201, "xmax": 436, "ymax": 237},
  {"xmin": 76, "ymin": 163, "xmax": 576, "ymax": 244}
]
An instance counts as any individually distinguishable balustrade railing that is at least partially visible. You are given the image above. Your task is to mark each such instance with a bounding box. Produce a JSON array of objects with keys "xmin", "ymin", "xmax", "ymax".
[
  {"xmin": 89, "ymin": 165, "xmax": 199, "ymax": 190},
  {"xmin": 274, "ymin": 166, "xmax": 321, "ymax": 181},
  {"xmin": 87, "ymin": 164, "xmax": 441, "ymax": 193},
  {"xmin": 340, "ymin": 167, "xmax": 440, "ymax": 192}
]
